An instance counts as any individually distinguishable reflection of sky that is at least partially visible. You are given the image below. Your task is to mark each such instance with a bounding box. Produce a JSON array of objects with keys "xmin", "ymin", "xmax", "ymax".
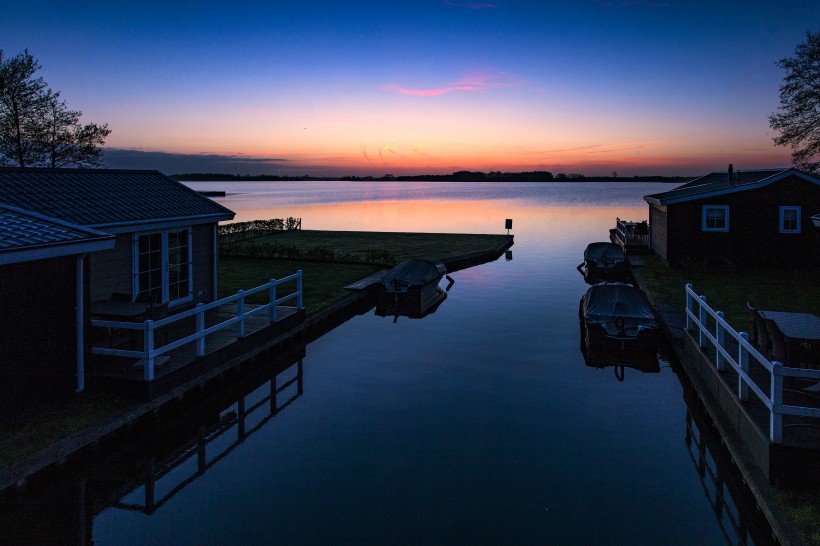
[{"xmin": 4, "ymin": 1, "xmax": 817, "ymax": 176}]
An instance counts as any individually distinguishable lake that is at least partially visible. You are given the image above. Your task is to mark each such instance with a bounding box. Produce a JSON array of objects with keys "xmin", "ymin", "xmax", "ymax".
[{"xmin": 2, "ymin": 182, "xmax": 773, "ymax": 545}]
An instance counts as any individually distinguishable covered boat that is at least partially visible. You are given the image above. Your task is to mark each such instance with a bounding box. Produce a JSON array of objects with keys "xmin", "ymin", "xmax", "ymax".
[
  {"xmin": 375, "ymin": 259, "xmax": 447, "ymax": 319},
  {"xmin": 577, "ymin": 242, "xmax": 630, "ymax": 283},
  {"xmin": 578, "ymin": 282, "xmax": 659, "ymax": 363},
  {"xmin": 812, "ymin": 213, "xmax": 820, "ymax": 228}
]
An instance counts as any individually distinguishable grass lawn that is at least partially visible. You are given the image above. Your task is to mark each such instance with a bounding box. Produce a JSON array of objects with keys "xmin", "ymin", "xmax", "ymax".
[
  {"xmin": 242, "ymin": 230, "xmax": 509, "ymax": 262},
  {"xmin": 633, "ymin": 254, "xmax": 820, "ymax": 333}
]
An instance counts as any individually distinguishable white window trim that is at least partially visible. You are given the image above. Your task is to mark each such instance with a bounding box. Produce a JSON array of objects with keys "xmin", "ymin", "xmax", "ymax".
[
  {"xmin": 779, "ymin": 206, "xmax": 801, "ymax": 234},
  {"xmin": 132, "ymin": 227, "xmax": 194, "ymax": 307},
  {"xmin": 702, "ymin": 205, "xmax": 729, "ymax": 232}
]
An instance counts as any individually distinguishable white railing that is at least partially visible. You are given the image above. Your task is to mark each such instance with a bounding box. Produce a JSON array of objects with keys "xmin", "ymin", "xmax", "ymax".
[
  {"xmin": 91, "ymin": 271, "xmax": 303, "ymax": 381},
  {"xmin": 615, "ymin": 218, "xmax": 648, "ymax": 247},
  {"xmin": 685, "ymin": 283, "xmax": 820, "ymax": 443}
]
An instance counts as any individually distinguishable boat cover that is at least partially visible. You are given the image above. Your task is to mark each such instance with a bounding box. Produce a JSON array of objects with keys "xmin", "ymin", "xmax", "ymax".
[
  {"xmin": 379, "ymin": 259, "xmax": 446, "ymax": 292},
  {"xmin": 582, "ymin": 282, "xmax": 655, "ymax": 322},
  {"xmin": 584, "ymin": 242, "xmax": 626, "ymax": 264}
]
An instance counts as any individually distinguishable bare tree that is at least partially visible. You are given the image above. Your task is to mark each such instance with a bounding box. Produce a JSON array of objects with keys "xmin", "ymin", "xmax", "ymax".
[
  {"xmin": 0, "ymin": 49, "xmax": 111, "ymax": 169},
  {"xmin": 769, "ymin": 31, "xmax": 820, "ymax": 174}
]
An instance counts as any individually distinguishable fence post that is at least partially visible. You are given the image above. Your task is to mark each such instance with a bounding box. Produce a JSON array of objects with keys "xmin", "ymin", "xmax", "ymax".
[
  {"xmin": 196, "ymin": 303, "xmax": 205, "ymax": 356},
  {"xmin": 770, "ymin": 361, "xmax": 783, "ymax": 443},
  {"xmin": 738, "ymin": 332, "xmax": 750, "ymax": 401},
  {"xmin": 237, "ymin": 290, "xmax": 245, "ymax": 337},
  {"xmin": 685, "ymin": 284, "xmax": 693, "ymax": 330},
  {"xmin": 144, "ymin": 321, "xmax": 155, "ymax": 381},
  {"xmin": 297, "ymin": 270, "xmax": 303, "ymax": 310},
  {"xmin": 716, "ymin": 311, "xmax": 726, "ymax": 371},
  {"xmin": 269, "ymin": 279, "xmax": 277, "ymax": 323},
  {"xmin": 699, "ymin": 295, "xmax": 707, "ymax": 348}
]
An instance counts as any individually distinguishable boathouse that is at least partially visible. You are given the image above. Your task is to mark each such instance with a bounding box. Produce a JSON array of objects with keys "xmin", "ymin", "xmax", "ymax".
[
  {"xmin": 643, "ymin": 168, "xmax": 820, "ymax": 267},
  {"xmin": 0, "ymin": 203, "xmax": 115, "ymax": 412}
]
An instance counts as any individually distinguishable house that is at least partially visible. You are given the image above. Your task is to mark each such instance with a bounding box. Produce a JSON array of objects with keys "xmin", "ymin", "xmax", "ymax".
[
  {"xmin": 0, "ymin": 203, "xmax": 115, "ymax": 411},
  {"xmin": 643, "ymin": 168, "xmax": 820, "ymax": 267},
  {"xmin": 0, "ymin": 168, "xmax": 235, "ymax": 406}
]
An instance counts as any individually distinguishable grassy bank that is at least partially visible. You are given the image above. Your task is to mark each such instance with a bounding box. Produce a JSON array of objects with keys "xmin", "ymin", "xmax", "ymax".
[{"xmin": 632, "ymin": 254, "xmax": 820, "ymax": 332}]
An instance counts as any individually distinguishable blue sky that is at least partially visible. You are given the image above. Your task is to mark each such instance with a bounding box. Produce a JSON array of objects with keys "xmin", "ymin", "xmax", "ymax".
[{"xmin": 2, "ymin": 1, "xmax": 818, "ymax": 176}]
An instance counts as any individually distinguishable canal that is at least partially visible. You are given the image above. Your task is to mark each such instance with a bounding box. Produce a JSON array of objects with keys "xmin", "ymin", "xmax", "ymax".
[{"xmin": 1, "ymin": 182, "xmax": 775, "ymax": 544}]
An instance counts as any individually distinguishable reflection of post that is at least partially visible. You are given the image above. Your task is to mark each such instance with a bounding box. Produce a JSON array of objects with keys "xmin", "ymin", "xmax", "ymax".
[
  {"xmin": 297, "ymin": 360, "xmax": 304, "ymax": 396},
  {"xmin": 714, "ymin": 470, "xmax": 724, "ymax": 520},
  {"xmin": 238, "ymin": 397, "xmax": 246, "ymax": 442},
  {"xmin": 78, "ymin": 478, "xmax": 87, "ymax": 546},
  {"xmin": 271, "ymin": 374, "xmax": 278, "ymax": 416},
  {"xmin": 197, "ymin": 426, "xmax": 206, "ymax": 474},
  {"xmin": 697, "ymin": 435, "xmax": 707, "ymax": 478},
  {"xmin": 145, "ymin": 457, "xmax": 156, "ymax": 515},
  {"xmin": 684, "ymin": 411, "xmax": 692, "ymax": 447}
]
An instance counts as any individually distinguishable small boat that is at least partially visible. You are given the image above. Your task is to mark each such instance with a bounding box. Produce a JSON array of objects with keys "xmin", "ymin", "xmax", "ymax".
[
  {"xmin": 578, "ymin": 282, "xmax": 659, "ymax": 364},
  {"xmin": 577, "ymin": 242, "xmax": 630, "ymax": 283},
  {"xmin": 375, "ymin": 259, "xmax": 447, "ymax": 319},
  {"xmin": 812, "ymin": 213, "xmax": 820, "ymax": 228}
]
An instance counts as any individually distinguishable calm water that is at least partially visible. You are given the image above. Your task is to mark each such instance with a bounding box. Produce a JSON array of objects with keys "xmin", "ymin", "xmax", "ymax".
[{"xmin": 3, "ymin": 182, "xmax": 772, "ymax": 545}]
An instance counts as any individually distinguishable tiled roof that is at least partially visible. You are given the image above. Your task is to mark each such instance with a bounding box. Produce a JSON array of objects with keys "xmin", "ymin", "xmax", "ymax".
[
  {"xmin": 644, "ymin": 168, "xmax": 818, "ymax": 205},
  {"xmin": 0, "ymin": 203, "xmax": 113, "ymax": 252},
  {"xmin": 0, "ymin": 168, "xmax": 235, "ymax": 228}
]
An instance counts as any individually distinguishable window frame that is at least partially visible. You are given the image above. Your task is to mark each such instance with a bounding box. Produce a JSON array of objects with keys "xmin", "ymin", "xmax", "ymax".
[
  {"xmin": 701, "ymin": 205, "xmax": 730, "ymax": 232},
  {"xmin": 132, "ymin": 227, "xmax": 194, "ymax": 306},
  {"xmin": 779, "ymin": 206, "xmax": 801, "ymax": 234}
]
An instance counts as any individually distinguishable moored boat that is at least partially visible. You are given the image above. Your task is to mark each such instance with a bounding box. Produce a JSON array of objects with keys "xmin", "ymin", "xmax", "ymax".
[
  {"xmin": 577, "ymin": 242, "xmax": 630, "ymax": 283},
  {"xmin": 375, "ymin": 259, "xmax": 447, "ymax": 319},
  {"xmin": 812, "ymin": 213, "xmax": 820, "ymax": 228},
  {"xmin": 578, "ymin": 282, "xmax": 659, "ymax": 364}
]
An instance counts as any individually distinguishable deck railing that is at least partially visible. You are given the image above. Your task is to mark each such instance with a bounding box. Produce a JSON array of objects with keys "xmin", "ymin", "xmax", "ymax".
[
  {"xmin": 615, "ymin": 218, "xmax": 649, "ymax": 248},
  {"xmin": 91, "ymin": 271, "xmax": 303, "ymax": 381},
  {"xmin": 685, "ymin": 283, "xmax": 820, "ymax": 443}
]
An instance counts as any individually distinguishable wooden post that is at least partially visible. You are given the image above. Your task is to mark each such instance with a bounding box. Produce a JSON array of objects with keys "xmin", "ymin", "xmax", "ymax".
[
  {"xmin": 196, "ymin": 303, "xmax": 205, "ymax": 356},
  {"xmin": 716, "ymin": 311, "xmax": 725, "ymax": 371},
  {"xmin": 699, "ymin": 295, "xmax": 707, "ymax": 348},
  {"xmin": 770, "ymin": 361, "xmax": 783, "ymax": 443},
  {"xmin": 738, "ymin": 332, "xmax": 750, "ymax": 401},
  {"xmin": 297, "ymin": 270, "xmax": 303, "ymax": 309},
  {"xmin": 144, "ymin": 321, "xmax": 155, "ymax": 381},
  {"xmin": 237, "ymin": 290, "xmax": 245, "ymax": 337},
  {"xmin": 685, "ymin": 284, "xmax": 693, "ymax": 330},
  {"xmin": 269, "ymin": 279, "xmax": 277, "ymax": 323}
]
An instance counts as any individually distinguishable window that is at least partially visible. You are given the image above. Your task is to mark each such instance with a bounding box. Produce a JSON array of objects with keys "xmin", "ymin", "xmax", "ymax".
[
  {"xmin": 134, "ymin": 228, "xmax": 193, "ymax": 304},
  {"xmin": 702, "ymin": 206, "xmax": 729, "ymax": 232},
  {"xmin": 779, "ymin": 206, "xmax": 801, "ymax": 234}
]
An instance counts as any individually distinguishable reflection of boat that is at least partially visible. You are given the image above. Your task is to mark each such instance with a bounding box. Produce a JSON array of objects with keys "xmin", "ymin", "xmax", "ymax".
[
  {"xmin": 578, "ymin": 282, "xmax": 659, "ymax": 366},
  {"xmin": 577, "ymin": 242, "xmax": 630, "ymax": 283},
  {"xmin": 375, "ymin": 259, "xmax": 448, "ymax": 319}
]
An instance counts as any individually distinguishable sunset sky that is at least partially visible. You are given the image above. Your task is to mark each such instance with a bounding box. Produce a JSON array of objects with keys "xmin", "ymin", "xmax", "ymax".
[{"xmin": 3, "ymin": 1, "xmax": 819, "ymax": 176}]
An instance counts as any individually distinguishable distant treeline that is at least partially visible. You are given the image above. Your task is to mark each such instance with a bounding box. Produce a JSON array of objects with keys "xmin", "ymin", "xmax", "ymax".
[{"xmin": 172, "ymin": 171, "xmax": 689, "ymax": 183}]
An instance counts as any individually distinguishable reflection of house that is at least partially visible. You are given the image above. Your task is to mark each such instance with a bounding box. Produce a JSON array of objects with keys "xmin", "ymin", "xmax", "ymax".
[
  {"xmin": 0, "ymin": 168, "xmax": 235, "ymax": 406},
  {"xmin": 644, "ymin": 168, "xmax": 820, "ymax": 266}
]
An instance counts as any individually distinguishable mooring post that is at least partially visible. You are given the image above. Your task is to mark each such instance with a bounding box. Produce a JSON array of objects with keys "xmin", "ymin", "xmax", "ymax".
[
  {"xmin": 269, "ymin": 278, "xmax": 277, "ymax": 322},
  {"xmin": 237, "ymin": 290, "xmax": 245, "ymax": 337},
  {"xmin": 716, "ymin": 311, "xmax": 726, "ymax": 371},
  {"xmin": 144, "ymin": 321, "xmax": 155, "ymax": 381},
  {"xmin": 685, "ymin": 284, "xmax": 693, "ymax": 330},
  {"xmin": 699, "ymin": 295, "xmax": 707, "ymax": 348},
  {"xmin": 196, "ymin": 303, "xmax": 205, "ymax": 356}
]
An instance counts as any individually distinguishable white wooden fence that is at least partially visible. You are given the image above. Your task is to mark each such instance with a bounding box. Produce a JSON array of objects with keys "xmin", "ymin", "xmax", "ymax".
[
  {"xmin": 92, "ymin": 271, "xmax": 303, "ymax": 381},
  {"xmin": 685, "ymin": 283, "xmax": 820, "ymax": 443}
]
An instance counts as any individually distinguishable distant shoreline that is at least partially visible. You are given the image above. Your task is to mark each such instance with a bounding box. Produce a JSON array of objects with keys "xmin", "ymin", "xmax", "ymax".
[{"xmin": 173, "ymin": 171, "xmax": 688, "ymax": 183}]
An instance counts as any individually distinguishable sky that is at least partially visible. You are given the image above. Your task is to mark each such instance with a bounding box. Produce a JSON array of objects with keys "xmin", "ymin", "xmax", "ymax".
[{"xmin": 2, "ymin": 1, "xmax": 819, "ymax": 177}]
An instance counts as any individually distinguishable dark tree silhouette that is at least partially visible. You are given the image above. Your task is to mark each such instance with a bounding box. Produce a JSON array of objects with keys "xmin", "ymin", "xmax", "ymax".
[
  {"xmin": 0, "ymin": 49, "xmax": 110, "ymax": 169},
  {"xmin": 769, "ymin": 31, "xmax": 820, "ymax": 174}
]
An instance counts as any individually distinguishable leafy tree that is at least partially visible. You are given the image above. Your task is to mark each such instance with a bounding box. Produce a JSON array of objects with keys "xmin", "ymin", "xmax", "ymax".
[
  {"xmin": 769, "ymin": 31, "xmax": 820, "ymax": 174},
  {"xmin": 0, "ymin": 49, "xmax": 110, "ymax": 169}
]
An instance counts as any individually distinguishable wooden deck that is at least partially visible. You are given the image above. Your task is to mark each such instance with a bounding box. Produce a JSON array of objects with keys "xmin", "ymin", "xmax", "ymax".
[{"xmin": 91, "ymin": 303, "xmax": 304, "ymax": 397}]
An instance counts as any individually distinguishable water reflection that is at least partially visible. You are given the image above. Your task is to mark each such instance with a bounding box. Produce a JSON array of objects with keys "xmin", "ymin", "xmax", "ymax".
[{"xmin": 0, "ymin": 346, "xmax": 305, "ymax": 545}]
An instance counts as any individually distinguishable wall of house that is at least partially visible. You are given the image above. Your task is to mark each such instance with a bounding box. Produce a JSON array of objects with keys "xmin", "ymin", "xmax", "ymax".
[
  {"xmin": 665, "ymin": 174, "xmax": 820, "ymax": 266},
  {"xmin": 0, "ymin": 256, "xmax": 78, "ymax": 413},
  {"xmin": 192, "ymin": 223, "xmax": 215, "ymax": 302},
  {"xmin": 89, "ymin": 233, "xmax": 132, "ymax": 301},
  {"xmin": 649, "ymin": 204, "xmax": 668, "ymax": 262}
]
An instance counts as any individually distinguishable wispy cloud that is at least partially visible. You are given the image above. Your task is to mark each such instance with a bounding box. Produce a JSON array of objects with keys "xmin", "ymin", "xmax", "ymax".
[
  {"xmin": 442, "ymin": 0, "xmax": 497, "ymax": 9},
  {"xmin": 527, "ymin": 142, "xmax": 648, "ymax": 156},
  {"xmin": 382, "ymin": 70, "xmax": 522, "ymax": 96}
]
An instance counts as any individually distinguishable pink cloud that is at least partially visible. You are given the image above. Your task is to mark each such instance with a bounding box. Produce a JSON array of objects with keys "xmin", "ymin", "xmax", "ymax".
[{"xmin": 382, "ymin": 71, "xmax": 522, "ymax": 96}]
